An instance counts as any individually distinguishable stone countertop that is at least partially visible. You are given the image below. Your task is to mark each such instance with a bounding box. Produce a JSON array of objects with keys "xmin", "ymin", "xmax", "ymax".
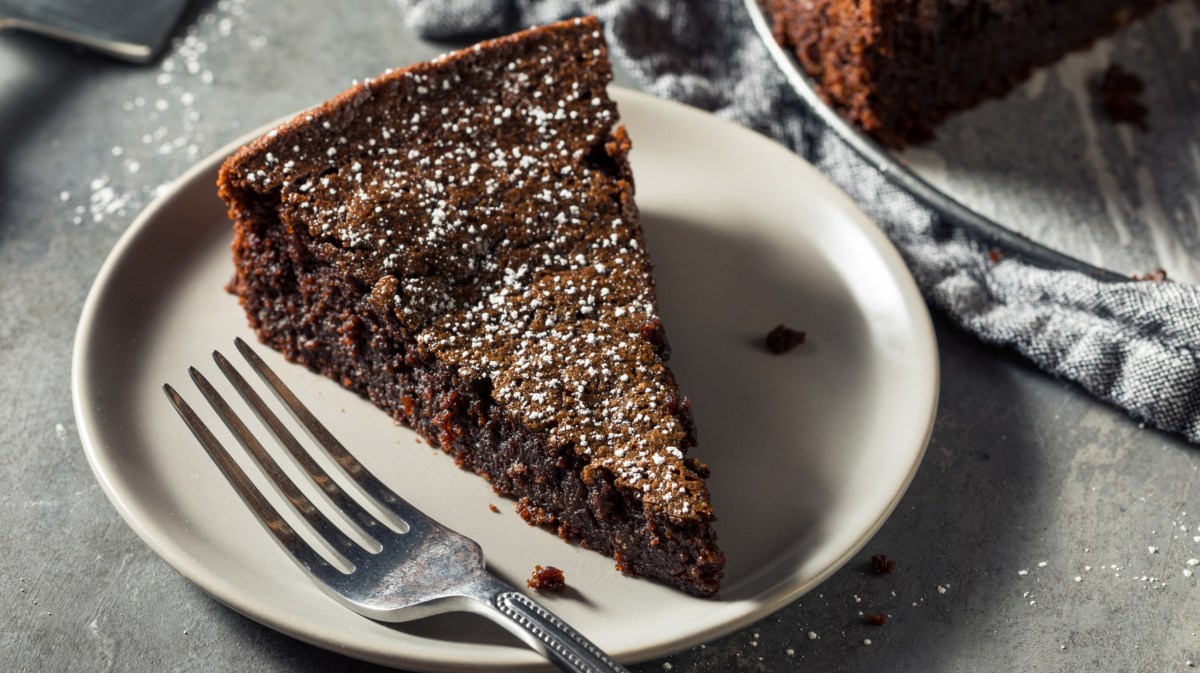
[{"xmin": 2, "ymin": 1, "xmax": 1197, "ymax": 671}]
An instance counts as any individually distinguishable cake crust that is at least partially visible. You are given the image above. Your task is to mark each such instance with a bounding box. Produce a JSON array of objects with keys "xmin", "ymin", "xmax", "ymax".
[{"xmin": 218, "ymin": 17, "xmax": 724, "ymax": 596}]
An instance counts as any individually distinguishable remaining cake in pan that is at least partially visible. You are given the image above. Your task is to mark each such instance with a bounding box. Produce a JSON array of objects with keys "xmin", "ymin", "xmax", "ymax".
[
  {"xmin": 217, "ymin": 16, "xmax": 724, "ymax": 597},
  {"xmin": 761, "ymin": 0, "xmax": 1169, "ymax": 147}
]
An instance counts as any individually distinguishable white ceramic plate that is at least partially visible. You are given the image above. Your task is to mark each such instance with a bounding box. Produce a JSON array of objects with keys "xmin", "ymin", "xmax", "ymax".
[{"xmin": 74, "ymin": 87, "xmax": 938, "ymax": 671}]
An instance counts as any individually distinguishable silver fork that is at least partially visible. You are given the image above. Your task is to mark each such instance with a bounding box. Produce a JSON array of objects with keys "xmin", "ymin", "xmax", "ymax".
[{"xmin": 162, "ymin": 337, "xmax": 629, "ymax": 673}]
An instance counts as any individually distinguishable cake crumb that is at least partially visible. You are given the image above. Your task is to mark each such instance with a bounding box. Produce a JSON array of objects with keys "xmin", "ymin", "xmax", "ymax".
[
  {"xmin": 1099, "ymin": 63, "xmax": 1149, "ymax": 131},
  {"xmin": 488, "ymin": 503, "xmax": 500, "ymax": 513},
  {"xmin": 867, "ymin": 612, "xmax": 888, "ymax": 626},
  {"xmin": 766, "ymin": 324, "xmax": 806, "ymax": 354},
  {"xmin": 863, "ymin": 639, "xmax": 872, "ymax": 646},
  {"xmin": 527, "ymin": 565, "xmax": 566, "ymax": 592},
  {"xmin": 1132, "ymin": 268, "xmax": 1168, "ymax": 282},
  {"xmin": 987, "ymin": 248, "xmax": 1004, "ymax": 264},
  {"xmin": 807, "ymin": 631, "xmax": 819, "ymax": 640},
  {"xmin": 871, "ymin": 554, "xmax": 896, "ymax": 575}
]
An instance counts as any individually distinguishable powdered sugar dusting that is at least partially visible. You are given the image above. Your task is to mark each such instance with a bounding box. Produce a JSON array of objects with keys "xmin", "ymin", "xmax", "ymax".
[{"xmin": 65, "ymin": 0, "xmax": 262, "ymax": 225}]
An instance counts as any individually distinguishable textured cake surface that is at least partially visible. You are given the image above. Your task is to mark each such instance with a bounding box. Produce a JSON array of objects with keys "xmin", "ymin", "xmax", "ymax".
[
  {"xmin": 218, "ymin": 16, "xmax": 724, "ymax": 596},
  {"xmin": 762, "ymin": 0, "xmax": 1169, "ymax": 147}
]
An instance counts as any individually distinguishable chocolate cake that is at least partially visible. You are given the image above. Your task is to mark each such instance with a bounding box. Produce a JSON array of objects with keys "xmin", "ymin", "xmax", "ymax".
[
  {"xmin": 217, "ymin": 17, "xmax": 724, "ymax": 597},
  {"xmin": 761, "ymin": 0, "xmax": 1170, "ymax": 147},
  {"xmin": 527, "ymin": 565, "xmax": 567, "ymax": 592}
]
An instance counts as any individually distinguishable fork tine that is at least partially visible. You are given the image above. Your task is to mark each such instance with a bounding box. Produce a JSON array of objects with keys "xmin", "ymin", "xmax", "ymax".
[
  {"xmin": 186, "ymin": 366, "xmax": 366, "ymax": 566},
  {"xmin": 212, "ymin": 349, "xmax": 395, "ymax": 543},
  {"xmin": 162, "ymin": 383, "xmax": 340, "ymax": 580},
  {"xmin": 233, "ymin": 337, "xmax": 436, "ymax": 531}
]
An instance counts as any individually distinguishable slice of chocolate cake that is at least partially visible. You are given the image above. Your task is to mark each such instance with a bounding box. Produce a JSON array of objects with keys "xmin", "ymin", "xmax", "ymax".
[
  {"xmin": 761, "ymin": 0, "xmax": 1169, "ymax": 147},
  {"xmin": 217, "ymin": 16, "xmax": 724, "ymax": 597}
]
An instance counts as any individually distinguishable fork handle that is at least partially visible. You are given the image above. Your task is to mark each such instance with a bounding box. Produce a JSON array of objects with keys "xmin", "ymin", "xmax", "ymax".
[{"xmin": 475, "ymin": 584, "xmax": 631, "ymax": 673}]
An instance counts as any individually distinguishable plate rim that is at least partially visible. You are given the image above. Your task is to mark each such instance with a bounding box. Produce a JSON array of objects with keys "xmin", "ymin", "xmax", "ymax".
[{"xmin": 72, "ymin": 86, "xmax": 939, "ymax": 671}]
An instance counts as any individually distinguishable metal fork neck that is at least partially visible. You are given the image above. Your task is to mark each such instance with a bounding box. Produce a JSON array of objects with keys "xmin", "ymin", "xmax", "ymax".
[{"xmin": 463, "ymin": 575, "xmax": 630, "ymax": 673}]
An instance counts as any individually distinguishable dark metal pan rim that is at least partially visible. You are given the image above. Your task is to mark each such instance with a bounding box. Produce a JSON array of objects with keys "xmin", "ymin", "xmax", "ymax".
[{"xmin": 741, "ymin": 0, "xmax": 1129, "ymax": 283}]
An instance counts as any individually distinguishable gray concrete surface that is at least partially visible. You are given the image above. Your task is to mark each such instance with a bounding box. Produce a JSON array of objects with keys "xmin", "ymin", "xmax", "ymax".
[{"xmin": 2, "ymin": 1, "xmax": 1197, "ymax": 671}]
